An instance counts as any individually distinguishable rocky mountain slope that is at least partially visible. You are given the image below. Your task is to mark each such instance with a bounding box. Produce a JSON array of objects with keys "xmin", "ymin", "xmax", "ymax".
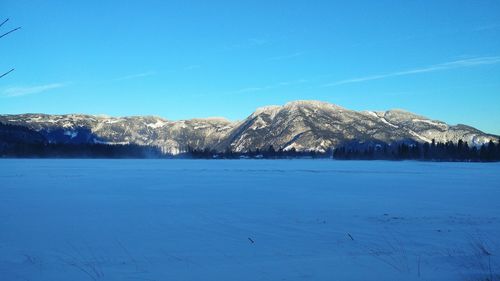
[{"xmin": 0, "ymin": 101, "xmax": 497, "ymax": 154}]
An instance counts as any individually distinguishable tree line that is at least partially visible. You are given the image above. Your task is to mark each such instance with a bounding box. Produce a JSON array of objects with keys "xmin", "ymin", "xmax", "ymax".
[
  {"xmin": 332, "ymin": 139, "xmax": 500, "ymax": 162},
  {"xmin": 185, "ymin": 145, "xmax": 328, "ymax": 159},
  {"xmin": 2, "ymin": 123, "xmax": 499, "ymax": 161},
  {"xmin": 0, "ymin": 142, "xmax": 164, "ymax": 158},
  {"xmin": 187, "ymin": 139, "xmax": 500, "ymax": 162},
  {"xmin": 0, "ymin": 123, "xmax": 163, "ymax": 158}
]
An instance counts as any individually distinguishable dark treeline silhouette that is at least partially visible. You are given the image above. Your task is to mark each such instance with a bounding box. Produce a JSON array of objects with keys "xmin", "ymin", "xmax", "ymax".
[
  {"xmin": 0, "ymin": 123, "xmax": 163, "ymax": 158},
  {"xmin": 2, "ymin": 123, "xmax": 499, "ymax": 161},
  {"xmin": 333, "ymin": 139, "xmax": 500, "ymax": 162},
  {"xmin": 186, "ymin": 139, "xmax": 500, "ymax": 162},
  {"xmin": 1, "ymin": 142, "xmax": 164, "ymax": 158},
  {"xmin": 185, "ymin": 145, "xmax": 330, "ymax": 159}
]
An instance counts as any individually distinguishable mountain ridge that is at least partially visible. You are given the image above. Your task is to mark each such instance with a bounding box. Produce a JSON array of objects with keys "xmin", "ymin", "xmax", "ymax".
[{"xmin": 1, "ymin": 100, "xmax": 497, "ymax": 155}]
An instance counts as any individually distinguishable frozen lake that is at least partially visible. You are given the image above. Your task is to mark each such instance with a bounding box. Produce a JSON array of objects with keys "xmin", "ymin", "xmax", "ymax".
[{"xmin": 1, "ymin": 159, "xmax": 499, "ymax": 281}]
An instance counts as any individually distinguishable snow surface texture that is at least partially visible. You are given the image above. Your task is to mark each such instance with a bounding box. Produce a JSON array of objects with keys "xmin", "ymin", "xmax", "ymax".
[{"xmin": 0, "ymin": 160, "xmax": 499, "ymax": 281}]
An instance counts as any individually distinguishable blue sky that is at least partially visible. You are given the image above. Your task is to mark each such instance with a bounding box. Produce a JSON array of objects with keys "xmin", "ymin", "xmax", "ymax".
[{"xmin": 1, "ymin": 0, "xmax": 499, "ymax": 134}]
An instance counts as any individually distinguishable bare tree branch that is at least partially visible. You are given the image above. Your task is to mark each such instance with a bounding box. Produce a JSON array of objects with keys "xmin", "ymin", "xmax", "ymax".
[
  {"xmin": 0, "ymin": 68, "xmax": 15, "ymax": 79},
  {"xmin": 0, "ymin": 26, "xmax": 21, "ymax": 39},
  {"xmin": 0, "ymin": 18, "xmax": 9, "ymax": 28}
]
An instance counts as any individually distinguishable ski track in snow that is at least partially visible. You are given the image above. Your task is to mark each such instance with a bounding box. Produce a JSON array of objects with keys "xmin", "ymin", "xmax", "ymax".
[{"xmin": 0, "ymin": 159, "xmax": 499, "ymax": 281}]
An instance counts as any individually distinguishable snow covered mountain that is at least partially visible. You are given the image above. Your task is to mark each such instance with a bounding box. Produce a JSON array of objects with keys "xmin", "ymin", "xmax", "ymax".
[{"xmin": 0, "ymin": 101, "xmax": 497, "ymax": 154}]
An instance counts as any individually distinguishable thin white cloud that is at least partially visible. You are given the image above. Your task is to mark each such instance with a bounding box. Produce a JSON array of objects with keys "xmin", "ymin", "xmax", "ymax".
[
  {"xmin": 230, "ymin": 79, "xmax": 308, "ymax": 94},
  {"xmin": 222, "ymin": 38, "xmax": 269, "ymax": 51},
  {"xmin": 183, "ymin": 65, "xmax": 201, "ymax": 71},
  {"xmin": 1, "ymin": 83, "xmax": 66, "ymax": 97},
  {"xmin": 248, "ymin": 38, "xmax": 268, "ymax": 46},
  {"xmin": 323, "ymin": 56, "xmax": 500, "ymax": 87},
  {"xmin": 473, "ymin": 23, "xmax": 500, "ymax": 31},
  {"xmin": 232, "ymin": 87, "xmax": 264, "ymax": 94},
  {"xmin": 114, "ymin": 71, "xmax": 156, "ymax": 81},
  {"xmin": 266, "ymin": 52, "xmax": 304, "ymax": 61}
]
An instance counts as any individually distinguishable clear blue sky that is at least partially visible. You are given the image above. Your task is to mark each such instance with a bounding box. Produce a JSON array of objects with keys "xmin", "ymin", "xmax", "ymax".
[{"xmin": 1, "ymin": 0, "xmax": 499, "ymax": 134}]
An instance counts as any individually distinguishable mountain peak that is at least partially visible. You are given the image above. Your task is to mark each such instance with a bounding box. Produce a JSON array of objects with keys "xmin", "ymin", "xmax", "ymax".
[
  {"xmin": 284, "ymin": 100, "xmax": 343, "ymax": 110},
  {"xmin": 1, "ymin": 100, "xmax": 497, "ymax": 154}
]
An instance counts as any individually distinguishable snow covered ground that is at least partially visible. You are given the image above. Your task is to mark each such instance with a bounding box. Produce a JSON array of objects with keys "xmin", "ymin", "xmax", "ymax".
[{"xmin": 0, "ymin": 159, "xmax": 499, "ymax": 281}]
